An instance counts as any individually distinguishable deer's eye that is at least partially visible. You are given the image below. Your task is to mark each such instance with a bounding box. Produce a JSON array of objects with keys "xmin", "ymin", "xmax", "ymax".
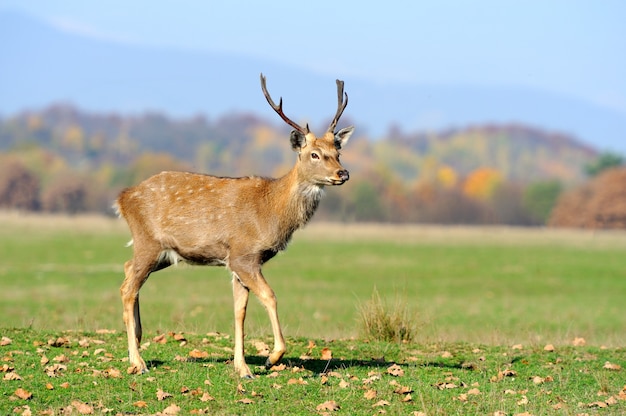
[{"xmin": 311, "ymin": 152, "xmax": 320, "ymax": 160}]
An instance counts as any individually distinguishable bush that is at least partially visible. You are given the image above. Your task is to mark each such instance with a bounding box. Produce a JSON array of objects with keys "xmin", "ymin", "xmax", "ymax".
[{"xmin": 358, "ymin": 288, "xmax": 417, "ymax": 343}]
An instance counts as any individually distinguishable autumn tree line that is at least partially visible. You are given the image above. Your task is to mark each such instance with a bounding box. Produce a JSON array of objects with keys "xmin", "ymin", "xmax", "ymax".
[{"xmin": 1, "ymin": 104, "xmax": 624, "ymax": 227}]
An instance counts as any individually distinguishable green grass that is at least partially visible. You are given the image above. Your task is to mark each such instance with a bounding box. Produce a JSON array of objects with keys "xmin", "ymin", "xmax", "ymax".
[{"xmin": 1, "ymin": 214, "xmax": 626, "ymax": 414}]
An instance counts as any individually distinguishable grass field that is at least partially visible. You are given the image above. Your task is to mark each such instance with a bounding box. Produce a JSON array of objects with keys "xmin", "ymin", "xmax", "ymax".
[{"xmin": 1, "ymin": 212, "xmax": 625, "ymax": 414}]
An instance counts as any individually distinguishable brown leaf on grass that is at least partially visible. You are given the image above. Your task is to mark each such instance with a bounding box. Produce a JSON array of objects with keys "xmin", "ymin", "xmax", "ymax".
[
  {"xmin": 434, "ymin": 382, "xmax": 458, "ymax": 390},
  {"xmin": 572, "ymin": 337, "xmax": 586, "ymax": 346},
  {"xmin": 544, "ymin": 344, "xmax": 555, "ymax": 352},
  {"xmin": 387, "ymin": 364, "xmax": 404, "ymax": 377},
  {"xmin": 199, "ymin": 392, "xmax": 214, "ymax": 402},
  {"xmin": 364, "ymin": 389, "xmax": 377, "ymax": 400},
  {"xmin": 269, "ymin": 363, "xmax": 286, "ymax": 371},
  {"xmin": 44, "ymin": 363, "xmax": 67, "ymax": 377},
  {"xmin": 237, "ymin": 383, "xmax": 246, "ymax": 394},
  {"xmin": 161, "ymin": 403, "xmax": 181, "ymax": 414},
  {"xmin": 60, "ymin": 382, "xmax": 70, "ymax": 388},
  {"xmin": 3, "ymin": 371, "xmax": 22, "ymax": 380},
  {"xmin": 254, "ymin": 341, "xmax": 270, "ymax": 357},
  {"xmin": 0, "ymin": 364, "xmax": 14, "ymax": 372},
  {"xmin": 0, "ymin": 336, "xmax": 12, "ymax": 346},
  {"xmin": 320, "ymin": 375, "xmax": 328, "ymax": 385},
  {"xmin": 153, "ymin": 334, "xmax": 167, "ymax": 344},
  {"xmin": 316, "ymin": 400, "xmax": 340, "ymax": 411},
  {"xmin": 511, "ymin": 344, "xmax": 523, "ymax": 350},
  {"xmin": 48, "ymin": 337, "xmax": 70, "ymax": 347},
  {"xmin": 320, "ymin": 347, "xmax": 332, "ymax": 360},
  {"xmin": 45, "ymin": 383, "xmax": 54, "ymax": 390},
  {"xmin": 516, "ymin": 395, "xmax": 529, "ymax": 405},
  {"xmin": 189, "ymin": 349, "xmax": 209, "ymax": 359},
  {"xmin": 603, "ymin": 361, "xmax": 621, "ymax": 371},
  {"xmin": 157, "ymin": 388, "xmax": 173, "ymax": 401},
  {"xmin": 394, "ymin": 385, "xmax": 414, "ymax": 395},
  {"xmin": 306, "ymin": 340, "xmax": 316, "ymax": 354},
  {"xmin": 287, "ymin": 377, "xmax": 308, "ymax": 385},
  {"xmin": 134, "ymin": 401, "xmax": 148, "ymax": 408},
  {"xmin": 53, "ymin": 354, "xmax": 69, "ymax": 363},
  {"xmin": 236, "ymin": 398, "xmax": 254, "ymax": 404},
  {"xmin": 467, "ymin": 388, "xmax": 481, "ymax": 395},
  {"xmin": 71, "ymin": 400, "xmax": 93, "ymax": 414},
  {"xmin": 172, "ymin": 333, "xmax": 186, "ymax": 342},
  {"xmin": 402, "ymin": 393, "xmax": 413, "ymax": 402},
  {"xmin": 14, "ymin": 388, "xmax": 33, "ymax": 400},
  {"xmin": 440, "ymin": 351, "xmax": 453, "ymax": 358},
  {"xmin": 372, "ymin": 400, "xmax": 390, "ymax": 407},
  {"xmin": 338, "ymin": 379, "xmax": 350, "ymax": 389}
]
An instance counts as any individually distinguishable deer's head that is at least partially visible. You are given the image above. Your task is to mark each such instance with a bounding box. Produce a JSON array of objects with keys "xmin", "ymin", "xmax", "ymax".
[{"xmin": 260, "ymin": 74, "xmax": 354, "ymax": 186}]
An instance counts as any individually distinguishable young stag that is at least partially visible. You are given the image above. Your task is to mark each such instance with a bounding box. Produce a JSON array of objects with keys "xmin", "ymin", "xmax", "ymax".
[{"xmin": 115, "ymin": 73, "xmax": 354, "ymax": 378}]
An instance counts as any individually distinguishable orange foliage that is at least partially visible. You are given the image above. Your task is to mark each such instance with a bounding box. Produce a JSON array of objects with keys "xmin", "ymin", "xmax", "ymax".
[{"xmin": 463, "ymin": 167, "xmax": 503, "ymax": 200}]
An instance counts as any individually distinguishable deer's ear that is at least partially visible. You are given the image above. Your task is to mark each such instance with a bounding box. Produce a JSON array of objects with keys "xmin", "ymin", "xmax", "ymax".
[
  {"xmin": 334, "ymin": 126, "xmax": 354, "ymax": 149},
  {"xmin": 290, "ymin": 130, "xmax": 306, "ymax": 151}
]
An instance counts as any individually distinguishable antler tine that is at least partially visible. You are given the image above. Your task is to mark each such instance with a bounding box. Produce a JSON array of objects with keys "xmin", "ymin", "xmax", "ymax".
[
  {"xmin": 328, "ymin": 79, "xmax": 348, "ymax": 133},
  {"xmin": 260, "ymin": 73, "xmax": 308, "ymax": 134}
]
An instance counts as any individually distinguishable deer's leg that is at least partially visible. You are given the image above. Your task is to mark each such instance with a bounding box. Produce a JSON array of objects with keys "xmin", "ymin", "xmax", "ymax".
[
  {"xmin": 120, "ymin": 259, "xmax": 152, "ymax": 374},
  {"xmin": 232, "ymin": 273, "xmax": 253, "ymax": 378},
  {"xmin": 245, "ymin": 270, "xmax": 286, "ymax": 369}
]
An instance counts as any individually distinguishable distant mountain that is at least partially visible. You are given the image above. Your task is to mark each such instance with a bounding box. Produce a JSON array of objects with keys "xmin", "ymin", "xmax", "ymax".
[{"xmin": 1, "ymin": 9, "xmax": 625, "ymax": 154}]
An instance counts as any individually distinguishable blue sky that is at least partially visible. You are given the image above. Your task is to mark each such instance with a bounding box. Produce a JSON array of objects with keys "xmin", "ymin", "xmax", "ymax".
[{"xmin": 2, "ymin": 0, "xmax": 625, "ymax": 118}]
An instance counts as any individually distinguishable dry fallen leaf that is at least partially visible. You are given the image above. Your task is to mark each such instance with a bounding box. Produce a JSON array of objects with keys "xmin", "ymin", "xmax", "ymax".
[
  {"xmin": 48, "ymin": 337, "xmax": 70, "ymax": 347},
  {"xmin": 316, "ymin": 400, "xmax": 340, "ymax": 411},
  {"xmin": 157, "ymin": 388, "xmax": 173, "ymax": 401},
  {"xmin": 133, "ymin": 401, "xmax": 148, "ymax": 408},
  {"xmin": 161, "ymin": 403, "xmax": 181, "ymax": 414},
  {"xmin": 14, "ymin": 388, "xmax": 33, "ymax": 400},
  {"xmin": 387, "ymin": 364, "xmax": 404, "ymax": 377},
  {"xmin": 254, "ymin": 341, "xmax": 270, "ymax": 357},
  {"xmin": 200, "ymin": 392, "xmax": 214, "ymax": 402},
  {"xmin": 189, "ymin": 349, "xmax": 209, "ymax": 359},
  {"xmin": 3, "ymin": 372, "xmax": 21, "ymax": 381},
  {"xmin": 544, "ymin": 344, "xmax": 555, "ymax": 352},
  {"xmin": 287, "ymin": 377, "xmax": 308, "ymax": 385},
  {"xmin": 153, "ymin": 334, "xmax": 167, "ymax": 344},
  {"xmin": 320, "ymin": 347, "xmax": 332, "ymax": 360},
  {"xmin": 572, "ymin": 337, "xmax": 586, "ymax": 346},
  {"xmin": 339, "ymin": 379, "xmax": 350, "ymax": 389},
  {"xmin": 364, "ymin": 389, "xmax": 377, "ymax": 400},
  {"xmin": 511, "ymin": 344, "xmax": 523, "ymax": 350},
  {"xmin": 603, "ymin": 361, "xmax": 621, "ymax": 371},
  {"xmin": 236, "ymin": 398, "xmax": 254, "ymax": 404},
  {"xmin": 394, "ymin": 385, "xmax": 413, "ymax": 395},
  {"xmin": 372, "ymin": 400, "xmax": 390, "ymax": 407},
  {"xmin": 0, "ymin": 336, "xmax": 12, "ymax": 346},
  {"xmin": 71, "ymin": 400, "xmax": 94, "ymax": 415}
]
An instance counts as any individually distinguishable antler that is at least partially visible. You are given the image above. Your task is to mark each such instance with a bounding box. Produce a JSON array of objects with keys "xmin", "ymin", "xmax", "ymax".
[
  {"xmin": 260, "ymin": 73, "xmax": 309, "ymax": 134},
  {"xmin": 328, "ymin": 79, "xmax": 348, "ymax": 133}
]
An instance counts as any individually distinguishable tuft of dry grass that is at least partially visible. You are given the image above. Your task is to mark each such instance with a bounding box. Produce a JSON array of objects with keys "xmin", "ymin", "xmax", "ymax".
[{"xmin": 358, "ymin": 287, "xmax": 418, "ymax": 343}]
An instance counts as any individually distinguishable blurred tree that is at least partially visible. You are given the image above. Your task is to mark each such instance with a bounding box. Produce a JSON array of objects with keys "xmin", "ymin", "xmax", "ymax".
[
  {"xmin": 584, "ymin": 152, "xmax": 624, "ymax": 177},
  {"xmin": 523, "ymin": 180, "xmax": 563, "ymax": 224},
  {"xmin": 549, "ymin": 167, "xmax": 626, "ymax": 229},
  {"xmin": 0, "ymin": 157, "xmax": 40, "ymax": 210},
  {"xmin": 462, "ymin": 167, "xmax": 503, "ymax": 200}
]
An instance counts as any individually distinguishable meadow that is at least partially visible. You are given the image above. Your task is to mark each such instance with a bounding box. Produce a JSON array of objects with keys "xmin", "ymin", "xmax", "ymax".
[{"xmin": 1, "ymin": 212, "xmax": 625, "ymax": 414}]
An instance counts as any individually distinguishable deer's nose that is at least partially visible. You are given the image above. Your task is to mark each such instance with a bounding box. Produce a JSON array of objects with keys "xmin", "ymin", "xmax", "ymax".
[{"xmin": 337, "ymin": 169, "xmax": 350, "ymax": 182}]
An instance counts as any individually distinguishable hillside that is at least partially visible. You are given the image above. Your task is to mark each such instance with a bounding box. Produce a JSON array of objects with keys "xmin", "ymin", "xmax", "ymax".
[{"xmin": 0, "ymin": 105, "xmax": 600, "ymax": 225}]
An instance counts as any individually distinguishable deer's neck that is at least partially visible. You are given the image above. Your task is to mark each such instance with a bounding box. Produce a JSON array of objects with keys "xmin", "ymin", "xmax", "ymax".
[{"xmin": 269, "ymin": 167, "xmax": 323, "ymax": 235}]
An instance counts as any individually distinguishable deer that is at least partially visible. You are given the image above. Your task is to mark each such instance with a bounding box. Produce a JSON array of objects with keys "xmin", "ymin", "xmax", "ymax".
[{"xmin": 114, "ymin": 73, "xmax": 354, "ymax": 378}]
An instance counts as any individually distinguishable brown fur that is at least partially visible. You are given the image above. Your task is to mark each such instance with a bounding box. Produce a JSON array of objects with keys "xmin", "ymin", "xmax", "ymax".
[{"xmin": 115, "ymin": 76, "xmax": 354, "ymax": 377}]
